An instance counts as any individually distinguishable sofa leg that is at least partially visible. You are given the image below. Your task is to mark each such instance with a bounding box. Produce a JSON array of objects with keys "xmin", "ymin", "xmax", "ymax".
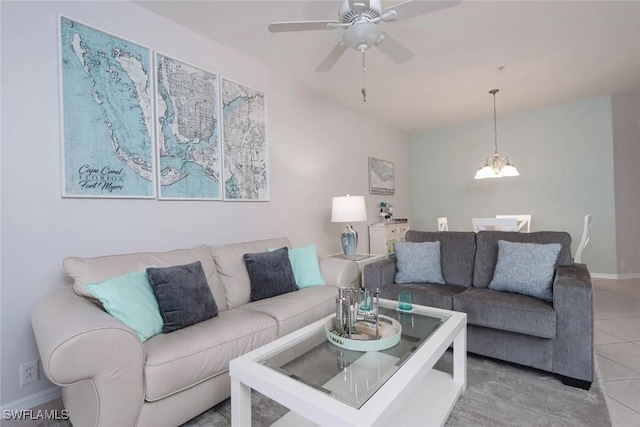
[{"xmin": 560, "ymin": 376, "xmax": 592, "ymax": 390}]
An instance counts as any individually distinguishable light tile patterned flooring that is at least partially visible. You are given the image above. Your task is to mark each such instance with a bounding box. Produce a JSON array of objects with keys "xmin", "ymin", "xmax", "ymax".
[{"xmin": 594, "ymin": 277, "xmax": 640, "ymax": 426}]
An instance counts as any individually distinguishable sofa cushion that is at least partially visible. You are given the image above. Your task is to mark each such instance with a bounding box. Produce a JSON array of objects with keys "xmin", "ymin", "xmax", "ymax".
[
  {"xmin": 85, "ymin": 268, "xmax": 163, "ymax": 341},
  {"xmin": 209, "ymin": 237, "xmax": 290, "ymax": 308},
  {"xmin": 147, "ymin": 261, "xmax": 218, "ymax": 333},
  {"xmin": 489, "ymin": 241, "xmax": 561, "ymax": 301},
  {"xmin": 379, "ymin": 283, "xmax": 468, "ymax": 311},
  {"xmin": 394, "ymin": 241, "xmax": 445, "ymax": 284},
  {"xmin": 453, "ymin": 287, "xmax": 556, "ymax": 338},
  {"xmin": 238, "ymin": 285, "xmax": 338, "ymax": 337},
  {"xmin": 244, "ymin": 248, "xmax": 298, "ymax": 302},
  {"xmin": 269, "ymin": 244, "xmax": 326, "ymax": 288},
  {"xmin": 64, "ymin": 245, "xmax": 228, "ymax": 311},
  {"xmin": 143, "ymin": 309, "xmax": 277, "ymax": 401},
  {"xmin": 405, "ymin": 231, "xmax": 476, "ymax": 287},
  {"xmin": 473, "ymin": 231, "xmax": 572, "ymax": 288}
]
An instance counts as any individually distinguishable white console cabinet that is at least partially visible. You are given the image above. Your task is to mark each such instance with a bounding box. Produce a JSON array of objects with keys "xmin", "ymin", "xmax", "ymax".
[{"xmin": 369, "ymin": 222, "xmax": 410, "ymax": 256}]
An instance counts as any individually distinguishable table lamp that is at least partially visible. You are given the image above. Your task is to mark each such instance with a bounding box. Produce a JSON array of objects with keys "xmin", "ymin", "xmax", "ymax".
[{"xmin": 331, "ymin": 195, "xmax": 367, "ymax": 256}]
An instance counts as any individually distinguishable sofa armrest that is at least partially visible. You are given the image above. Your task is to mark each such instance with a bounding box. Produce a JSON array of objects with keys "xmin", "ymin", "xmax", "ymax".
[
  {"xmin": 31, "ymin": 286, "xmax": 145, "ymax": 427},
  {"xmin": 552, "ymin": 263, "xmax": 594, "ymax": 383},
  {"xmin": 363, "ymin": 258, "xmax": 397, "ymax": 290},
  {"xmin": 319, "ymin": 257, "xmax": 359, "ymax": 288}
]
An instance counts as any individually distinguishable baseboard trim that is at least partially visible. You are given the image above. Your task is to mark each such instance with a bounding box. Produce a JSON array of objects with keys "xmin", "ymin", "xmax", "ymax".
[
  {"xmin": 617, "ymin": 273, "xmax": 640, "ymax": 280},
  {"xmin": 0, "ymin": 386, "xmax": 61, "ymax": 413},
  {"xmin": 590, "ymin": 273, "xmax": 640, "ymax": 280}
]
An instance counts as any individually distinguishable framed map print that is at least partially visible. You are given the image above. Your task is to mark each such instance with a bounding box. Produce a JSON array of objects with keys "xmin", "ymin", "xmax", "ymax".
[
  {"xmin": 221, "ymin": 78, "xmax": 269, "ymax": 201},
  {"xmin": 369, "ymin": 157, "xmax": 395, "ymax": 195},
  {"xmin": 59, "ymin": 16, "xmax": 155, "ymax": 198},
  {"xmin": 155, "ymin": 53, "xmax": 222, "ymax": 200}
]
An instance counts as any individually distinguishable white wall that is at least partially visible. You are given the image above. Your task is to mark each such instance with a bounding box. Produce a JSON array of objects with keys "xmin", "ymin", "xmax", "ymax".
[
  {"xmin": 0, "ymin": 0, "xmax": 411, "ymax": 406},
  {"xmin": 410, "ymin": 96, "xmax": 618, "ymax": 275},
  {"xmin": 612, "ymin": 92, "xmax": 640, "ymax": 275}
]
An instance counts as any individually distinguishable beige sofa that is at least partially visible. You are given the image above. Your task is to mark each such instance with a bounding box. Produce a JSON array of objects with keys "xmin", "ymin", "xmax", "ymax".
[{"xmin": 31, "ymin": 237, "xmax": 358, "ymax": 427}]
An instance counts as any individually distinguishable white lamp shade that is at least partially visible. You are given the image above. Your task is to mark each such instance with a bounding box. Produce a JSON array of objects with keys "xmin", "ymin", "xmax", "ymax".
[
  {"xmin": 502, "ymin": 164, "xmax": 520, "ymax": 176},
  {"xmin": 331, "ymin": 195, "xmax": 367, "ymax": 223},
  {"xmin": 474, "ymin": 165, "xmax": 492, "ymax": 180}
]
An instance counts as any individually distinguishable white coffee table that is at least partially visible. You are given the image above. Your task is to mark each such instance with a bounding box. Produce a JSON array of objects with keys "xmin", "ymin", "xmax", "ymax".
[{"xmin": 229, "ymin": 299, "xmax": 467, "ymax": 427}]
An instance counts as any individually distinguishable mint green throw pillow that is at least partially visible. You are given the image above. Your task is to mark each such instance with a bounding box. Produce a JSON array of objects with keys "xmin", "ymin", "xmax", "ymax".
[
  {"xmin": 268, "ymin": 244, "xmax": 325, "ymax": 288},
  {"xmin": 86, "ymin": 269, "xmax": 163, "ymax": 341}
]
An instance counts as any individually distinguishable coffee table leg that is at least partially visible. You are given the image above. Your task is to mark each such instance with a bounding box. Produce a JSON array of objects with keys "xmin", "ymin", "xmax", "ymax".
[
  {"xmin": 453, "ymin": 327, "xmax": 467, "ymax": 391},
  {"xmin": 231, "ymin": 377, "xmax": 251, "ymax": 427}
]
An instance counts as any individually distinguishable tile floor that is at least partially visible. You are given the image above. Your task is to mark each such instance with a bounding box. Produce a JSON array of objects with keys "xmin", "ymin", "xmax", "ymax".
[{"xmin": 593, "ymin": 277, "xmax": 640, "ymax": 426}]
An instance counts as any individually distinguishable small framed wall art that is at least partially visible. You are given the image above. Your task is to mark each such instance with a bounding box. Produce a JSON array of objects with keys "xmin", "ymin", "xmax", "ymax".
[{"xmin": 368, "ymin": 157, "xmax": 395, "ymax": 195}]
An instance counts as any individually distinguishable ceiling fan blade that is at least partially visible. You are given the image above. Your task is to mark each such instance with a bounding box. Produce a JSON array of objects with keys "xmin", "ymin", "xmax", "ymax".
[
  {"xmin": 268, "ymin": 20, "xmax": 340, "ymax": 33},
  {"xmin": 316, "ymin": 41, "xmax": 349, "ymax": 72},
  {"xmin": 381, "ymin": 0, "xmax": 461, "ymax": 22},
  {"xmin": 375, "ymin": 32, "xmax": 413, "ymax": 64}
]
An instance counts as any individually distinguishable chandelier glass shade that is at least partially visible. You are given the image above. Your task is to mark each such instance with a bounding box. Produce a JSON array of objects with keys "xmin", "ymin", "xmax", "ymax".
[{"xmin": 474, "ymin": 89, "xmax": 519, "ymax": 180}]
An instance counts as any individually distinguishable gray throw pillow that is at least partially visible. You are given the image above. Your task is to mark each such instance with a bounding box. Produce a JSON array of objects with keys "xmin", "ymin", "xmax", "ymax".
[
  {"xmin": 394, "ymin": 241, "xmax": 446, "ymax": 284},
  {"xmin": 489, "ymin": 240, "xmax": 561, "ymax": 301},
  {"xmin": 146, "ymin": 261, "xmax": 218, "ymax": 333},
  {"xmin": 244, "ymin": 247, "xmax": 299, "ymax": 302}
]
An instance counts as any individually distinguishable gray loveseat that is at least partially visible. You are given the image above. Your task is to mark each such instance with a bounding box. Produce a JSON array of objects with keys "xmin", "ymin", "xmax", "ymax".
[{"xmin": 364, "ymin": 230, "xmax": 594, "ymax": 389}]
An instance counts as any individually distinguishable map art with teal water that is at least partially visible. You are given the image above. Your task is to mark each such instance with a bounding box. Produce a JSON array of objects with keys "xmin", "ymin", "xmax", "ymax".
[
  {"xmin": 156, "ymin": 54, "xmax": 221, "ymax": 199},
  {"xmin": 221, "ymin": 78, "xmax": 269, "ymax": 201},
  {"xmin": 60, "ymin": 17, "xmax": 155, "ymax": 198}
]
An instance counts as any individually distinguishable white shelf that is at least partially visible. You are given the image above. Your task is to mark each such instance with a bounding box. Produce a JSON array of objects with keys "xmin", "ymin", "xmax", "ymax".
[
  {"xmin": 272, "ymin": 370, "xmax": 463, "ymax": 427},
  {"xmin": 369, "ymin": 222, "xmax": 410, "ymax": 256}
]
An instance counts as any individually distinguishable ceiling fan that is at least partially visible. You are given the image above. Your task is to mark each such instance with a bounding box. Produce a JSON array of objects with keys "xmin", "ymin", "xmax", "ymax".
[{"xmin": 268, "ymin": 0, "xmax": 462, "ymax": 73}]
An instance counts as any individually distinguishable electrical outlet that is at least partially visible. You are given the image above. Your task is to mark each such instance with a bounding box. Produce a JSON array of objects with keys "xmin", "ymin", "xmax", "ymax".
[{"xmin": 19, "ymin": 360, "xmax": 38, "ymax": 385}]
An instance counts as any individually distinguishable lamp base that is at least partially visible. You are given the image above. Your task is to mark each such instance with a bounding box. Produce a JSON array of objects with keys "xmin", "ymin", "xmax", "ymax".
[{"xmin": 341, "ymin": 225, "xmax": 358, "ymax": 256}]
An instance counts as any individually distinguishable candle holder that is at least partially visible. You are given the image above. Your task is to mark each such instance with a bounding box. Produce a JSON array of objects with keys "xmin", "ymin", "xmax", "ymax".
[
  {"xmin": 335, "ymin": 288, "xmax": 380, "ymax": 337},
  {"xmin": 327, "ymin": 287, "xmax": 402, "ymax": 351}
]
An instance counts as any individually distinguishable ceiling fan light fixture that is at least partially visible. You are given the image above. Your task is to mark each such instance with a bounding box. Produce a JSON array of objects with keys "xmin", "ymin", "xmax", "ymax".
[
  {"xmin": 342, "ymin": 20, "xmax": 381, "ymax": 51},
  {"xmin": 267, "ymin": 0, "xmax": 462, "ymax": 101}
]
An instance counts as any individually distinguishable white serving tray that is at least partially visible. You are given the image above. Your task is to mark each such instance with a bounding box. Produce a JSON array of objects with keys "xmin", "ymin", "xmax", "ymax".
[{"xmin": 325, "ymin": 315, "xmax": 402, "ymax": 351}]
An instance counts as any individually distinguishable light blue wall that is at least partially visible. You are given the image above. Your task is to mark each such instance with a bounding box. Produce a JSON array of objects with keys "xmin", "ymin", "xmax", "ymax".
[{"xmin": 410, "ymin": 96, "xmax": 617, "ymax": 274}]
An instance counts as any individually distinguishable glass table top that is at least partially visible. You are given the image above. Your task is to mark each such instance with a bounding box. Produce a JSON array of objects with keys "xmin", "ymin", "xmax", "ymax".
[{"xmin": 255, "ymin": 304, "xmax": 450, "ymax": 409}]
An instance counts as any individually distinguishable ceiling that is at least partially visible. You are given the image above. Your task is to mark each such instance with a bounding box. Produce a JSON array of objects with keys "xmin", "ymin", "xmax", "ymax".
[{"xmin": 138, "ymin": 0, "xmax": 640, "ymax": 134}]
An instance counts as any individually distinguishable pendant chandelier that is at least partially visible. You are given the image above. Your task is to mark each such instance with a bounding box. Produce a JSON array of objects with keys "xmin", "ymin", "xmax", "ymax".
[{"xmin": 474, "ymin": 89, "xmax": 519, "ymax": 179}]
